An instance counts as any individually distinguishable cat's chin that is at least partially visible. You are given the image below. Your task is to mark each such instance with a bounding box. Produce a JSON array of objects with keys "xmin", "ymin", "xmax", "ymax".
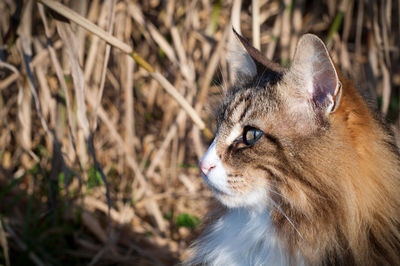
[{"xmin": 213, "ymin": 188, "xmax": 267, "ymax": 209}]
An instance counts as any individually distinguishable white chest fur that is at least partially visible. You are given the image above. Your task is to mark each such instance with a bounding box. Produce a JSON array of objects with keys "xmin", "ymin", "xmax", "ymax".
[{"xmin": 187, "ymin": 208, "xmax": 304, "ymax": 266}]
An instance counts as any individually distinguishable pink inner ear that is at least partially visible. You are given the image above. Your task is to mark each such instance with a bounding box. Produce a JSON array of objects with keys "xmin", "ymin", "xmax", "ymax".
[
  {"xmin": 290, "ymin": 34, "xmax": 341, "ymax": 113},
  {"xmin": 312, "ymin": 67, "xmax": 337, "ymax": 110}
]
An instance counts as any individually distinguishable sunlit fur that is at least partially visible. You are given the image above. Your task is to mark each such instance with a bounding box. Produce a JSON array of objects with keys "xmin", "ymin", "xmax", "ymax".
[{"xmin": 186, "ymin": 34, "xmax": 400, "ymax": 265}]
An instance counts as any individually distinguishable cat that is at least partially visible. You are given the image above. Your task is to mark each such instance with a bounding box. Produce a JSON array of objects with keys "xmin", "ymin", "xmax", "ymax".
[{"xmin": 184, "ymin": 29, "xmax": 400, "ymax": 266}]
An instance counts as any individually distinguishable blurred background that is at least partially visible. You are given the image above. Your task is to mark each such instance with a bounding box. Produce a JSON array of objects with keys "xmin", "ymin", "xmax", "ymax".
[{"xmin": 0, "ymin": 0, "xmax": 399, "ymax": 265}]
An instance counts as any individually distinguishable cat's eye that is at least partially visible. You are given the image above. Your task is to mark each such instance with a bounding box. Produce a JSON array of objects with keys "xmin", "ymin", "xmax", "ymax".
[{"xmin": 243, "ymin": 127, "xmax": 263, "ymax": 146}]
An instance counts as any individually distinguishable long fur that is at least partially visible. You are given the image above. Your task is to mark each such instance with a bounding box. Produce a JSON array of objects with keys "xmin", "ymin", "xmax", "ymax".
[
  {"xmin": 185, "ymin": 208, "xmax": 305, "ymax": 266},
  {"xmin": 185, "ymin": 33, "xmax": 400, "ymax": 266}
]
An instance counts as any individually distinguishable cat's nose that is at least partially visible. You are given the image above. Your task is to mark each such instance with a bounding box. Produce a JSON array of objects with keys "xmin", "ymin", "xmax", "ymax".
[{"xmin": 199, "ymin": 159, "xmax": 216, "ymax": 176}]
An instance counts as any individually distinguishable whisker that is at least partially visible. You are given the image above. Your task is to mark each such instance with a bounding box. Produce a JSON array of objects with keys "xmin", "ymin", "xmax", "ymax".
[
  {"xmin": 268, "ymin": 182, "xmax": 313, "ymax": 224},
  {"xmin": 265, "ymin": 186, "xmax": 291, "ymax": 202},
  {"xmin": 247, "ymin": 176, "xmax": 293, "ymax": 205},
  {"xmin": 227, "ymin": 175, "xmax": 312, "ymax": 231},
  {"xmin": 269, "ymin": 198, "xmax": 304, "ymax": 240},
  {"xmin": 218, "ymin": 64, "xmax": 227, "ymax": 96},
  {"xmin": 220, "ymin": 63, "xmax": 229, "ymax": 94},
  {"xmin": 255, "ymin": 66, "xmax": 268, "ymax": 88}
]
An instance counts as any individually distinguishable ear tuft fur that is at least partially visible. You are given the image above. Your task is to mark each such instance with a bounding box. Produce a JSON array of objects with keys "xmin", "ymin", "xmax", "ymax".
[
  {"xmin": 227, "ymin": 28, "xmax": 257, "ymax": 84},
  {"xmin": 232, "ymin": 28, "xmax": 283, "ymax": 74},
  {"xmin": 228, "ymin": 28, "xmax": 283, "ymax": 85}
]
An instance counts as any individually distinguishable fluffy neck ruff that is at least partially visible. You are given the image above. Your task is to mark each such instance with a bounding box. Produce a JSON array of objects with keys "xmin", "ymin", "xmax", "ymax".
[{"xmin": 186, "ymin": 208, "xmax": 304, "ymax": 266}]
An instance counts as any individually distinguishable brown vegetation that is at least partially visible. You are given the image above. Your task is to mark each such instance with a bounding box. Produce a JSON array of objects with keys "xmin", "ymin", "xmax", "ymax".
[{"xmin": 0, "ymin": 0, "xmax": 399, "ymax": 265}]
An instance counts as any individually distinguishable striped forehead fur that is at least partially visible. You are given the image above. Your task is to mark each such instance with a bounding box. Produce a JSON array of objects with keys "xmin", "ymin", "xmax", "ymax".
[{"xmin": 217, "ymin": 72, "xmax": 282, "ymax": 127}]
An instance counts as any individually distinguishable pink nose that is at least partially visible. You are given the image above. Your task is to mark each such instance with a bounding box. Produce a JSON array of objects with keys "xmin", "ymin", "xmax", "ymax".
[{"xmin": 199, "ymin": 160, "xmax": 216, "ymax": 176}]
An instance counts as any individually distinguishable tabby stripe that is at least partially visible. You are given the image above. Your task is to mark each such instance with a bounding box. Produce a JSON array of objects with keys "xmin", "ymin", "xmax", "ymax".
[
  {"xmin": 286, "ymin": 155, "xmax": 332, "ymax": 198},
  {"xmin": 267, "ymin": 145, "xmax": 322, "ymax": 193},
  {"xmin": 289, "ymin": 167, "xmax": 328, "ymax": 198},
  {"xmin": 226, "ymin": 92, "xmax": 251, "ymax": 123},
  {"xmin": 257, "ymin": 162, "xmax": 326, "ymax": 199},
  {"xmin": 255, "ymin": 165, "xmax": 284, "ymax": 182},
  {"xmin": 263, "ymin": 133, "xmax": 281, "ymax": 148},
  {"xmin": 268, "ymin": 162, "xmax": 290, "ymax": 177},
  {"xmin": 227, "ymin": 94, "xmax": 246, "ymax": 115},
  {"xmin": 239, "ymin": 100, "xmax": 252, "ymax": 122}
]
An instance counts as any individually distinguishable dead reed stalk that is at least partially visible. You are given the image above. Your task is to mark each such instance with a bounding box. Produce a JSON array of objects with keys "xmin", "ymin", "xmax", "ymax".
[{"xmin": 0, "ymin": 0, "xmax": 398, "ymax": 264}]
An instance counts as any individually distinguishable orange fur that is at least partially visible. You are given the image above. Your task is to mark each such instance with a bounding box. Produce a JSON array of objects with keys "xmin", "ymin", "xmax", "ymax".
[
  {"xmin": 187, "ymin": 33, "xmax": 400, "ymax": 266},
  {"xmin": 273, "ymin": 76, "xmax": 400, "ymax": 265}
]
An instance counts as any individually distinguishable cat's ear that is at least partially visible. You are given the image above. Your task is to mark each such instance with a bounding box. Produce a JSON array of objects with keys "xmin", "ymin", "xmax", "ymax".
[
  {"xmin": 228, "ymin": 28, "xmax": 283, "ymax": 84},
  {"xmin": 227, "ymin": 28, "xmax": 257, "ymax": 83},
  {"xmin": 289, "ymin": 34, "xmax": 342, "ymax": 114}
]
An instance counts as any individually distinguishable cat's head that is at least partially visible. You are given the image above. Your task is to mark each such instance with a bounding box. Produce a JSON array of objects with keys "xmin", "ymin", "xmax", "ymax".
[{"xmin": 199, "ymin": 30, "xmax": 342, "ymax": 209}]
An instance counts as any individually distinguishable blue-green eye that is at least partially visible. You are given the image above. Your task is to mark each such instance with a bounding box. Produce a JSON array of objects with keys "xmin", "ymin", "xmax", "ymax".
[{"xmin": 243, "ymin": 127, "xmax": 263, "ymax": 146}]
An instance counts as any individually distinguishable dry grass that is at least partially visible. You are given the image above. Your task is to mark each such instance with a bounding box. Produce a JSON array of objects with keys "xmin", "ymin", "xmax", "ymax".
[{"xmin": 0, "ymin": 0, "xmax": 399, "ymax": 265}]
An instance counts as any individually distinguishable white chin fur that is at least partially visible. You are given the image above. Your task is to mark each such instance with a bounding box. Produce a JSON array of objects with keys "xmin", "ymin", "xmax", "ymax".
[{"xmin": 214, "ymin": 187, "xmax": 267, "ymax": 209}]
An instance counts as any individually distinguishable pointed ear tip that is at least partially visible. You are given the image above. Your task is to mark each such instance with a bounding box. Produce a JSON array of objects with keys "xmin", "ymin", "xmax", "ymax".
[
  {"xmin": 232, "ymin": 27, "xmax": 239, "ymax": 37},
  {"xmin": 298, "ymin": 33, "xmax": 326, "ymax": 47},
  {"xmin": 232, "ymin": 27, "xmax": 242, "ymax": 40}
]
